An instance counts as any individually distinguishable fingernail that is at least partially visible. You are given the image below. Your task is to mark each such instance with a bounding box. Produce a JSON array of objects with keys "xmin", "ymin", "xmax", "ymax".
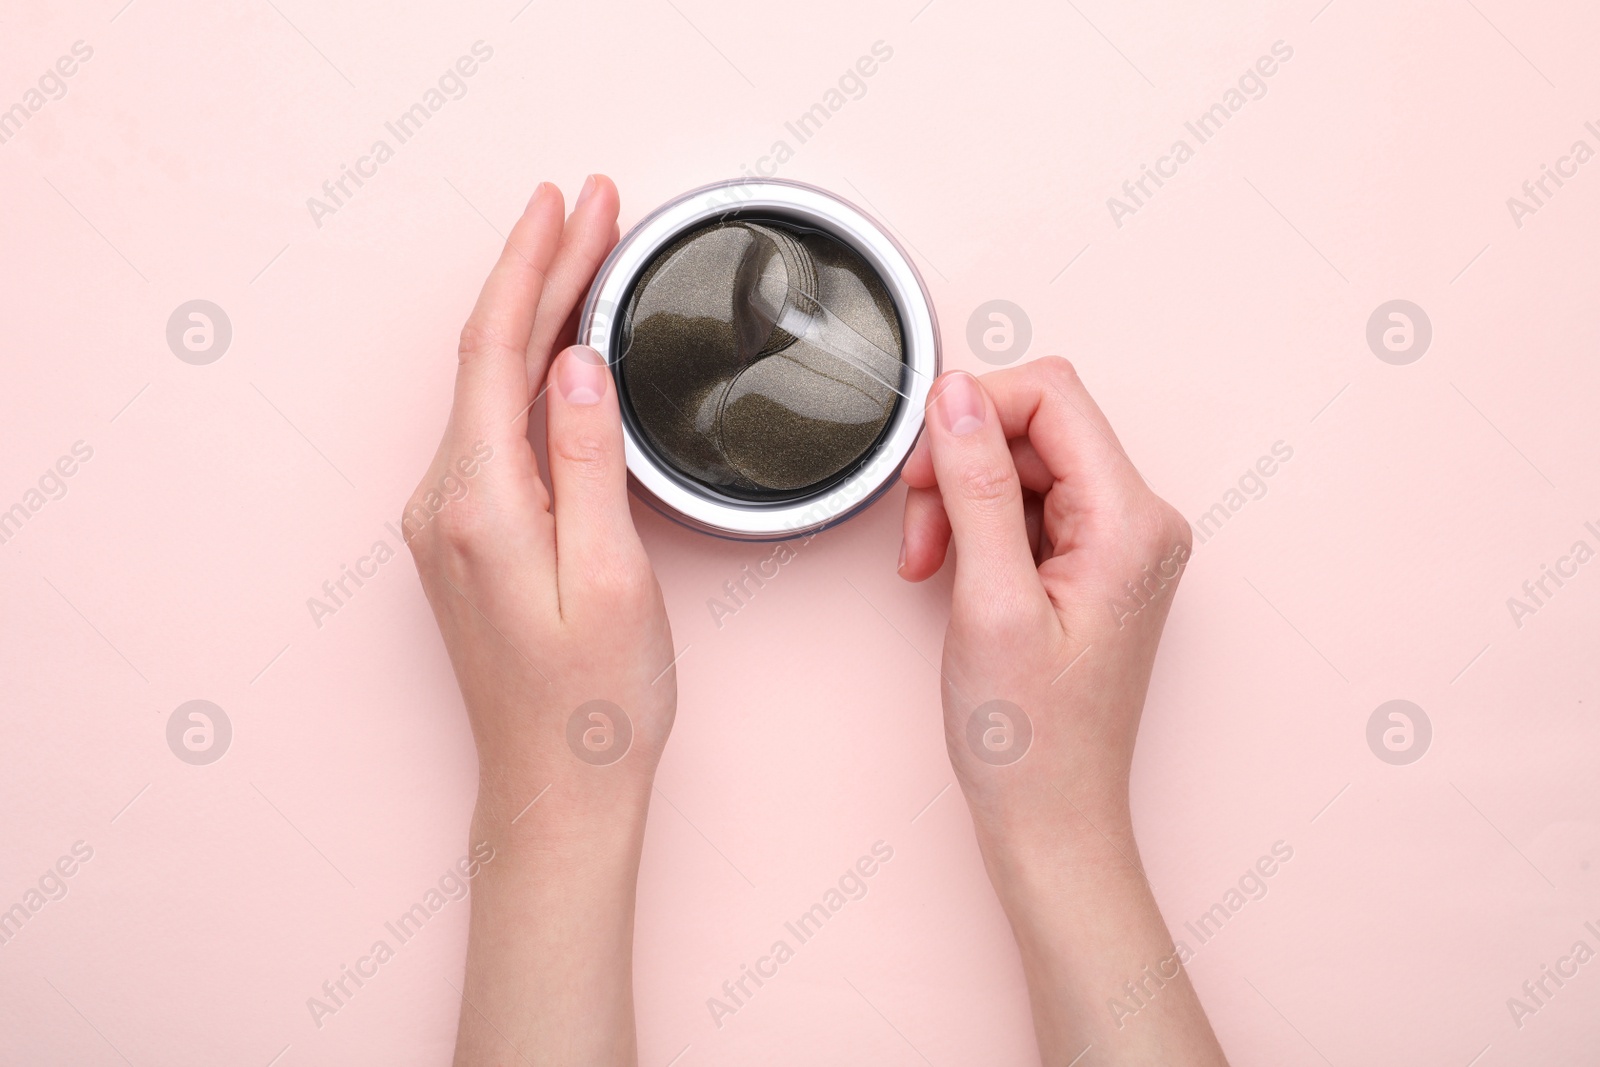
[
  {"xmin": 557, "ymin": 346, "xmax": 607, "ymax": 406},
  {"xmin": 897, "ymin": 540, "xmax": 907, "ymax": 572},
  {"xmin": 935, "ymin": 372, "xmax": 984, "ymax": 436},
  {"xmin": 526, "ymin": 182, "xmax": 550, "ymax": 210},
  {"xmin": 575, "ymin": 174, "xmax": 598, "ymax": 210}
]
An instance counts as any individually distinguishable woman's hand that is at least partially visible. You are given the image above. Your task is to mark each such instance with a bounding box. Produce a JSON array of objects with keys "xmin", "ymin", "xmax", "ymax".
[
  {"xmin": 900, "ymin": 358, "xmax": 1227, "ymax": 1064},
  {"xmin": 899, "ymin": 357, "xmax": 1189, "ymax": 849},
  {"xmin": 405, "ymin": 176, "xmax": 674, "ymax": 1066}
]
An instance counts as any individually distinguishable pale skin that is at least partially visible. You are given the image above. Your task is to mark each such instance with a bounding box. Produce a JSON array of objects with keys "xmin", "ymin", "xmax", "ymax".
[{"xmin": 407, "ymin": 175, "xmax": 1229, "ymax": 1066}]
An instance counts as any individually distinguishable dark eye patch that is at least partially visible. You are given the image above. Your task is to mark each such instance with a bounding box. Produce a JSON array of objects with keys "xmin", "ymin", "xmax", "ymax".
[{"xmin": 618, "ymin": 219, "xmax": 904, "ymax": 501}]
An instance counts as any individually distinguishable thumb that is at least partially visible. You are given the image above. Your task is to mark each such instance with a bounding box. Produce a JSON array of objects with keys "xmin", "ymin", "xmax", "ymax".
[
  {"xmin": 924, "ymin": 371, "xmax": 1046, "ymax": 612},
  {"xmin": 546, "ymin": 345, "xmax": 646, "ymax": 594}
]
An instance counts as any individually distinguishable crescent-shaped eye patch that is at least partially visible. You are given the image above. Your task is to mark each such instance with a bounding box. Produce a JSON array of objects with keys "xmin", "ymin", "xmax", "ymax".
[{"xmin": 618, "ymin": 219, "xmax": 905, "ymax": 500}]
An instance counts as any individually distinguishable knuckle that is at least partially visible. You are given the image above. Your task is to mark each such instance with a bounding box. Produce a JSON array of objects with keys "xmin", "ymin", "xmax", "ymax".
[
  {"xmin": 1131, "ymin": 495, "xmax": 1191, "ymax": 558},
  {"xmin": 552, "ymin": 431, "xmax": 610, "ymax": 473},
  {"xmin": 457, "ymin": 321, "xmax": 521, "ymax": 365},
  {"xmin": 400, "ymin": 494, "xmax": 436, "ymax": 555},
  {"xmin": 1036, "ymin": 354, "xmax": 1080, "ymax": 387},
  {"xmin": 422, "ymin": 496, "xmax": 491, "ymax": 559},
  {"xmin": 1162, "ymin": 503, "xmax": 1195, "ymax": 555},
  {"xmin": 400, "ymin": 492, "xmax": 427, "ymax": 531},
  {"xmin": 955, "ymin": 460, "xmax": 1020, "ymax": 509}
]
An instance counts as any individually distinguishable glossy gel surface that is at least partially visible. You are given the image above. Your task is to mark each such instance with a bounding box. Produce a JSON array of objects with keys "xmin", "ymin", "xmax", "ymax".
[{"xmin": 619, "ymin": 219, "xmax": 905, "ymax": 499}]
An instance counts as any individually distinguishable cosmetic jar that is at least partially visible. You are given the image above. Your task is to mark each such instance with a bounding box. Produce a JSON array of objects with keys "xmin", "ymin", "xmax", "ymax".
[{"xmin": 578, "ymin": 179, "xmax": 939, "ymax": 541}]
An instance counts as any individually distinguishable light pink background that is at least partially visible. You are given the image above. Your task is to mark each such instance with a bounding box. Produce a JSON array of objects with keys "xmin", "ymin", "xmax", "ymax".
[{"xmin": 3, "ymin": 0, "xmax": 1598, "ymax": 1063}]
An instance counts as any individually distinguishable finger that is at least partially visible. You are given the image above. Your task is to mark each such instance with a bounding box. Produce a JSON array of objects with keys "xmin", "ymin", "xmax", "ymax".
[
  {"xmin": 904, "ymin": 356, "xmax": 1133, "ymax": 481},
  {"xmin": 899, "ymin": 485, "xmax": 951, "ymax": 581},
  {"xmin": 549, "ymin": 299, "xmax": 584, "ymax": 365},
  {"xmin": 977, "ymin": 356, "xmax": 1137, "ymax": 488},
  {"xmin": 1023, "ymin": 492, "xmax": 1045, "ymax": 562},
  {"xmin": 901, "ymin": 433, "xmax": 933, "ymax": 487},
  {"xmin": 525, "ymin": 174, "xmax": 621, "ymax": 400},
  {"xmin": 905, "ymin": 428, "xmax": 1053, "ymax": 494},
  {"xmin": 545, "ymin": 345, "xmax": 645, "ymax": 605},
  {"xmin": 923, "ymin": 371, "xmax": 1048, "ymax": 610},
  {"xmin": 1010, "ymin": 438, "xmax": 1054, "ymax": 494},
  {"xmin": 451, "ymin": 183, "xmax": 566, "ymax": 446}
]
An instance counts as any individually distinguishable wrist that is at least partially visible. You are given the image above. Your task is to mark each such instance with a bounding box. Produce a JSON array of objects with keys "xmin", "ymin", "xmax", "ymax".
[
  {"xmin": 961, "ymin": 776, "xmax": 1143, "ymax": 922},
  {"xmin": 960, "ymin": 768, "xmax": 1133, "ymax": 867},
  {"xmin": 978, "ymin": 820, "xmax": 1172, "ymax": 985},
  {"xmin": 472, "ymin": 766, "xmax": 654, "ymax": 876},
  {"xmin": 977, "ymin": 818, "xmax": 1227, "ymax": 1065}
]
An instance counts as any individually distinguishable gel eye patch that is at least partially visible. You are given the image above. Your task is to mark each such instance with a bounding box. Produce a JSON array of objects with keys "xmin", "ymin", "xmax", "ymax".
[{"xmin": 618, "ymin": 218, "xmax": 905, "ymax": 500}]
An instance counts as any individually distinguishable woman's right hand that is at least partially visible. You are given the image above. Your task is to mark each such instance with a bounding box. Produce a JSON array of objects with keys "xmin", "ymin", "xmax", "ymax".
[{"xmin": 899, "ymin": 357, "xmax": 1227, "ymax": 1065}]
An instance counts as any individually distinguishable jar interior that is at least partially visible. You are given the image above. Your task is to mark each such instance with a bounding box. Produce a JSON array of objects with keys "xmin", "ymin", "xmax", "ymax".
[{"xmin": 615, "ymin": 215, "xmax": 907, "ymax": 503}]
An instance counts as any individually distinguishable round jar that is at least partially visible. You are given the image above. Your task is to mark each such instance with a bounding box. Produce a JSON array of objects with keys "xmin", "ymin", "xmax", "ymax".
[{"xmin": 578, "ymin": 179, "xmax": 939, "ymax": 541}]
